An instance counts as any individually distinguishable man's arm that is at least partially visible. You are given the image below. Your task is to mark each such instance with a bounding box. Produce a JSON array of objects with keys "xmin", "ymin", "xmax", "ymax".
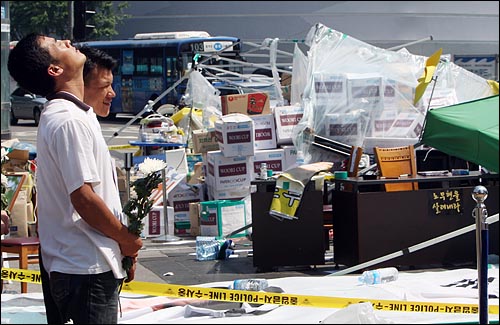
[
  {"xmin": 1, "ymin": 210, "xmax": 10, "ymax": 235},
  {"xmin": 70, "ymin": 183, "xmax": 142, "ymax": 257}
]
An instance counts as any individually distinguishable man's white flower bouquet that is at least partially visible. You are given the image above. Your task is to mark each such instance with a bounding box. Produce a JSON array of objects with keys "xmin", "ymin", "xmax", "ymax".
[
  {"xmin": 122, "ymin": 157, "xmax": 167, "ymax": 272},
  {"xmin": 1, "ymin": 147, "xmax": 11, "ymax": 213}
]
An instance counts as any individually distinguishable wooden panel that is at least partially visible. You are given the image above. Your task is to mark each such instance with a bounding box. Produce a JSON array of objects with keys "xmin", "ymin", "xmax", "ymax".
[{"xmin": 252, "ymin": 186, "xmax": 325, "ymax": 270}]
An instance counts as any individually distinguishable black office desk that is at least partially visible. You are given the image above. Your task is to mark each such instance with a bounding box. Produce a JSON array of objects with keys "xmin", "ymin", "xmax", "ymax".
[
  {"xmin": 251, "ymin": 180, "xmax": 325, "ymax": 271},
  {"xmin": 331, "ymin": 172, "xmax": 499, "ymax": 268}
]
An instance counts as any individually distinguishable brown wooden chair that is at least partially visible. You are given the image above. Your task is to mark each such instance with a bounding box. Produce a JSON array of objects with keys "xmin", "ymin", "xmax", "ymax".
[
  {"xmin": 1, "ymin": 236, "xmax": 40, "ymax": 293},
  {"xmin": 374, "ymin": 144, "xmax": 418, "ymax": 192},
  {"xmin": 347, "ymin": 146, "xmax": 363, "ymax": 177}
]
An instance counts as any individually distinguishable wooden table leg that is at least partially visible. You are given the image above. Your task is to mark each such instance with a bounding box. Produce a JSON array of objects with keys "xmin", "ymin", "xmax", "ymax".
[{"xmin": 19, "ymin": 247, "xmax": 28, "ymax": 294}]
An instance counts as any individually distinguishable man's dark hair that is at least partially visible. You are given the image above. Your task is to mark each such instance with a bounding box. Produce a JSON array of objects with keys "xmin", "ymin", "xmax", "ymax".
[
  {"xmin": 8, "ymin": 33, "xmax": 56, "ymax": 97},
  {"xmin": 78, "ymin": 45, "xmax": 117, "ymax": 84}
]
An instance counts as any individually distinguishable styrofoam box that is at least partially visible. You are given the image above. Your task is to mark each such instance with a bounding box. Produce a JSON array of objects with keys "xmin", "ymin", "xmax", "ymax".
[
  {"xmin": 141, "ymin": 205, "xmax": 174, "ymax": 238},
  {"xmin": 215, "ymin": 113, "xmax": 255, "ymax": 157}
]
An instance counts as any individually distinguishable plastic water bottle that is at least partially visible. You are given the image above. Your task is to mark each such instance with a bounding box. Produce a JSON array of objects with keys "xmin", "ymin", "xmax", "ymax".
[
  {"xmin": 358, "ymin": 267, "xmax": 399, "ymax": 285},
  {"xmin": 229, "ymin": 278, "xmax": 269, "ymax": 291},
  {"xmin": 196, "ymin": 236, "xmax": 220, "ymax": 261},
  {"xmin": 260, "ymin": 163, "xmax": 268, "ymax": 180}
]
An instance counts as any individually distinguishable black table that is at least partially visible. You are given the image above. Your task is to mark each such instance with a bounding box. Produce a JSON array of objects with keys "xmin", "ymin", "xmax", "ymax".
[{"xmin": 330, "ymin": 171, "xmax": 499, "ymax": 268}]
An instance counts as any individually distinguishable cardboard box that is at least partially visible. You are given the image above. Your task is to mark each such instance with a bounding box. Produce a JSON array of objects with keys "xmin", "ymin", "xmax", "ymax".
[
  {"xmin": 3, "ymin": 149, "xmax": 30, "ymax": 173},
  {"xmin": 325, "ymin": 110, "xmax": 368, "ymax": 146},
  {"xmin": 346, "ymin": 72, "xmax": 383, "ymax": 110},
  {"xmin": 281, "ymin": 145, "xmax": 298, "ymax": 171},
  {"xmin": 383, "ymin": 79, "xmax": 416, "ymax": 109},
  {"xmin": 200, "ymin": 199, "xmax": 247, "ymax": 238},
  {"xmin": 7, "ymin": 149, "xmax": 29, "ymax": 161},
  {"xmin": 141, "ymin": 205, "xmax": 174, "ymax": 238},
  {"xmin": 274, "ymin": 105, "xmax": 304, "ymax": 145},
  {"xmin": 168, "ymin": 182, "xmax": 203, "ymax": 223},
  {"xmin": 221, "ymin": 92, "xmax": 271, "ymax": 116},
  {"xmin": 371, "ymin": 109, "xmax": 398, "ymax": 137},
  {"xmin": 208, "ymin": 186, "xmax": 251, "ymax": 201},
  {"xmin": 189, "ymin": 202, "xmax": 201, "ymax": 236},
  {"xmin": 187, "ymin": 154, "xmax": 203, "ymax": 173},
  {"xmin": 191, "ymin": 129, "xmax": 219, "ymax": 154},
  {"xmin": 215, "ymin": 114, "xmax": 255, "ymax": 157},
  {"xmin": 250, "ymin": 114, "xmax": 277, "ymax": 150},
  {"xmin": 206, "ymin": 150, "xmax": 253, "ymax": 191},
  {"xmin": 385, "ymin": 112, "xmax": 425, "ymax": 138},
  {"xmin": 165, "ymin": 148, "xmax": 188, "ymax": 176},
  {"xmin": 187, "ymin": 161, "xmax": 204, "ymax": 185},
  {"xmin": 251, "ymin": 149, "xmax": 284, "ymax": 180},
  {"xmin": 313, "ymin": 73, "xmax": 347, "ymax": 106},
  {"xmin": 174, "ymin": 221, "xmax": 191, "ymax": 236}
]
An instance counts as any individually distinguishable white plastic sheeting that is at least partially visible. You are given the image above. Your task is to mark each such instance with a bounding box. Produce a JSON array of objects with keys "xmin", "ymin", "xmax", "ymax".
[
  {"xmin": 2, "ymin": 267, "xmax": 499, "ymax": 324},
  {"xmin": 290, "ymin": 23, "xmax": 495, "ymax": 163}
]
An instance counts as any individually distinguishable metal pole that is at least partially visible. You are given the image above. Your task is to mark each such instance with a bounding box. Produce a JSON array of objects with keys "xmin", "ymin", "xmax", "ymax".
[
  {"xmin": 151, "ymin": 165, "xmax": 180, "ymax": 242},
  {"xmin": 472, "ymin": 185, "xmax": 489, "ymax": 324},
  {"xmin": 386, "ymin": 36, "xmax": 433, "ymax": 51},
  {"xmin": 162, "ymin": 167, "xmax": 169, "ymax": 237},
  {"xmin": 124, "ymin": 152, "xmax": 133, "ymax": 202}
]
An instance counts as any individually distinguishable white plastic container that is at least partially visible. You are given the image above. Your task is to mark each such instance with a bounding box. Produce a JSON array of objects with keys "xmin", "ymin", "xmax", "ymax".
[{"xmin": 358, "ymin": 267, "xmax": 399, "ymax": 285}]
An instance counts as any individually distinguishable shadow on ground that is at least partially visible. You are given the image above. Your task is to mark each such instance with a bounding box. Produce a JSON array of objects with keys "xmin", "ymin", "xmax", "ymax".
[{"xmin": 139, "ymin": 253, "xmax": 339, "ymax": 286}]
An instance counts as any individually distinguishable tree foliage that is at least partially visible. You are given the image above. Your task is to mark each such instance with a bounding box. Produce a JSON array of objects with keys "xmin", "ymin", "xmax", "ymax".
[{"xmin": 10, "ymin": 1, "xmax": 130, "ymax": 41}]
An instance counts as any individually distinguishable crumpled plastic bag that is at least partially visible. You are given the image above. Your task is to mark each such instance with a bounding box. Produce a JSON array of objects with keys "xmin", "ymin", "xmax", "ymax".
[{"xmin": 320, "ymin": 302, "xmax": 395, "ymax": 324}]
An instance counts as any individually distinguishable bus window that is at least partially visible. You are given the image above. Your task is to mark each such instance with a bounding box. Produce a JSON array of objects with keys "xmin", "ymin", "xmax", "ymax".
[
  {"xmin": 136, "ymin": 57, "xmax": 148, "ymax": 75},
  {"xmin": 122, "ymin": 50, "xmax": 134, "ymax": 75},
  {"xmin": 77, "ymin": 35, "xmax": 242, "ymax": 116}
]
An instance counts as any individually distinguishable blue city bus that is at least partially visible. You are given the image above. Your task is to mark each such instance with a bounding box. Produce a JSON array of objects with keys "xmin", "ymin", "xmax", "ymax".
[{"xmin": 78, "ymin": 32, "xmax": 242, "ymax": 117}]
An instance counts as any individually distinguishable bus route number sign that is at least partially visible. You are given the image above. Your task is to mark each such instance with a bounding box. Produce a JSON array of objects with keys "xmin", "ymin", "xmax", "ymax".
[{"xmin": 191, "ymin": 41, "xmax": 234, "ymax": 53}]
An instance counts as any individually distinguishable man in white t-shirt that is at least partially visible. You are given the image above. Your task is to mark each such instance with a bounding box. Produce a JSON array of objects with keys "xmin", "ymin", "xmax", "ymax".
[{"xmin": 8, "ymin": 33, "xmax": 142, "ymax": 324}]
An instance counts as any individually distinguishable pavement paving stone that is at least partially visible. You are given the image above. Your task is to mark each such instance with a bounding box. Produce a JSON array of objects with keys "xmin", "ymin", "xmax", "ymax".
[{"xmin": 3, "ymin": 235, "xmax": 476, "ymax": 296}]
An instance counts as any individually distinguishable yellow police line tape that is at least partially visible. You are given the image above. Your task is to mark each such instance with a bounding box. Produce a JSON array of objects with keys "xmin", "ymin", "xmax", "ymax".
[
  {"xmin": 108, "ymin": 144, "xmax": 138, "ymax": 151},
  {"xmin": 2, "ymin": 267, "xmax": 498, "ymax": 315}
]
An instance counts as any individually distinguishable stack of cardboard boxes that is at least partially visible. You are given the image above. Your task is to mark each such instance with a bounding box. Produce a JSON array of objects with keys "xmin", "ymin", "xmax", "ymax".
[{"xmin": 187, "ymin": 91, "xmax": 305, "ymax": 238}]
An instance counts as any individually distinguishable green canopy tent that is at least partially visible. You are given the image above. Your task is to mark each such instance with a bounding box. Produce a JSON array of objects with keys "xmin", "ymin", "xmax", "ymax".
[{"xmin": 420, "ymin": 95, "xmax": 499, "ymax": 173}]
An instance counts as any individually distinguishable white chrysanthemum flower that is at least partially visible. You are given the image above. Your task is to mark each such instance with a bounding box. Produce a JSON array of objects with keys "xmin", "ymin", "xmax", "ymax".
[
  {"xmin": 138, "ymin": 157, "xmax": 167, "ymax": 176},
  {"xmin": 1, "ymin": 173, "xmax": 7, "ymax": 188},
  {"xmin": 1, "ymin": 147, "xmax": 10, "ymax": 162}
]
